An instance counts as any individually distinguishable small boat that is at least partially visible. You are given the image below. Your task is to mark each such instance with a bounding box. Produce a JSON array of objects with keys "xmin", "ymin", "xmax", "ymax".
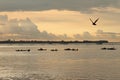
[
  {"xmin": 107, "ymin": 47, "xmax": 116, "ymax": 50},
  {"xmin": 101, "ymin": 47, "xmax": 107, "ymax": 50},
  {"xmin": 71, "ymin": 48, "xmax": 78, "ymax": 51},
  {"xmin": 64, "ymin": 48, "xmax": 78, "ymax": 51},
  {"xmin": 38, "ymin": 48, "xmax": 47, "ymax": 51},
  {"xmin": 101, "ymin": 47, "xmax": 116, "ymax": 50},
  {"xmin": 27, "ymin": 49, "xmax": 31, "ymax": 52},
  {"xmin": 64, "ymin": 48, "xmax": 71, "ymax": 51},
  {"xmin": 51, "ymin": 49, "xmax": 58, "ymax": 51}
]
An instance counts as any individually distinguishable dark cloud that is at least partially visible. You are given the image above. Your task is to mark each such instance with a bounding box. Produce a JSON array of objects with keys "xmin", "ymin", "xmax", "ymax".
[{"xmin": 0, "ymin": 0, "xmax": 119, "ymax": 12}]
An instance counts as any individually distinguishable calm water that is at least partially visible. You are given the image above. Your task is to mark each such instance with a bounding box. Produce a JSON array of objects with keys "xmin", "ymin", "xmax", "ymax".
[{"xmin": 0, "ymin": 43, "xmax": 120, "ymax": 80}]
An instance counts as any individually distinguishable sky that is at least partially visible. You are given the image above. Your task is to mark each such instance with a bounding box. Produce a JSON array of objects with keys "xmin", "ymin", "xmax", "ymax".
[{"xmin": 0, "ymin": 0, "xmax": 120, "ymax": 42}]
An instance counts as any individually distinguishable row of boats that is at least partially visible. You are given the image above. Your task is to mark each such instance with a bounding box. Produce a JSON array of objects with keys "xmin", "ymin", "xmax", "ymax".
[
  {"xmin": 16, "ymin": 48, "xmax": 79, "ymax": 52},
  {"xmin": 15, "ymin": 47, "xmax": 116, "ymax": 52},
  {"xmin": 38, "ymin": 48, "xmax": 79, "ymax": 51},
  {"xmin": 16, "ymin": 49, "xmax": 31, "ymax": 52}
]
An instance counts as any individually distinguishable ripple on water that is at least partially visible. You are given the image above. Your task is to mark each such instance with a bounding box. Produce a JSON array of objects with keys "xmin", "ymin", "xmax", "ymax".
[{"xmin": 0, "ymin": 73, "xmax": 93, "ymax": 80}]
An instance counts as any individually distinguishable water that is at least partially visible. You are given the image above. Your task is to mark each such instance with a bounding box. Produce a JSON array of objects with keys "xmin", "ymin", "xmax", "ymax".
[{"xmin": 0, "ymin": 43, "xmax": 120, "ymax": 80}]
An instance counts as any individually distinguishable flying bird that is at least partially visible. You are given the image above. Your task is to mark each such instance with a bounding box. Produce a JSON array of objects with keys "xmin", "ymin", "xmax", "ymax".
[{"xmin": 90, "ymin": 18, "xmax": 99, "ymax": 25}]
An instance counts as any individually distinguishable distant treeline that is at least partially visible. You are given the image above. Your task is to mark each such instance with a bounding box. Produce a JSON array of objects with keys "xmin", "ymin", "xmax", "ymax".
[{"xmin": 0, "ymin": 40, "xmax": 108, "ymax": 44}]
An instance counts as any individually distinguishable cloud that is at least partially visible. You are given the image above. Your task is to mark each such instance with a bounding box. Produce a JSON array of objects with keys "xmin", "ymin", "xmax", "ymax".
[
  {"xmin": 73, "ymin": 30, "xmax": 120, "ymax": 41},
  {"xmin": 91, "ymin": 7, "xmax": 120, "ymax": 13},
  {"xmin": 0, "ymin": 15, "xmax": 119, "ymax": 42},
  {"xmin": 96, "ymin": 30, "xmax": 120, "ymax": 39},
  {"xmin": 0, "ymin": 15, "xmax": 8, "ymax": 25},
  {"xmin": 0, "ymin": 15, "xmax": 72, "ymax": 40},
  {"xmin": 73, "ymin": 32, "xmax": 93, "ymax": 40},
  {"xmin": 0, "ymin": 0, "xmax": 119, "ymax": 12}
]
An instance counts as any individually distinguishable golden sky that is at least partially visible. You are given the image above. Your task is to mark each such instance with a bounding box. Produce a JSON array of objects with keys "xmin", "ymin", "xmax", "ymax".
[{"xmin": 0, "ymin": 0, "xmax": 120, "ymax": 41}]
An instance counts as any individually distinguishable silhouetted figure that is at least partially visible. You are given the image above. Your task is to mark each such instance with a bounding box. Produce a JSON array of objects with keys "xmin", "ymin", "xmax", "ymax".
[{"xmin": 90, "ymin": 18, "xmax": 99, "ymax": 25}]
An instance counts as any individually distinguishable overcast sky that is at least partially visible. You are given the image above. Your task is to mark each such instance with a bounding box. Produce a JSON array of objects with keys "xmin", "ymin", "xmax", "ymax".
[
  {"xmin": 0, "ymin": 0, "xmax": 120, "ymax": 41},
  {"xmin": 0, "ymin": 0, "xmax": 120, "ymax": 12}
]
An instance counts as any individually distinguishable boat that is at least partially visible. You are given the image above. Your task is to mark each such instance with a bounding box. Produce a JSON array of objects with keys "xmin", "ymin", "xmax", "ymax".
[
  {"xmin": 38, "ymin": 48, "xmax": 47, "ymax": 51},
  {"xmin": 64, "ymin": 48, "xmax": 71, "ymax": 51},
  {"xmin": 16, "ymin": 49, "xmax": 30, "ymax": 52},
  {"xmin": 71, "ymin": 48, "xmax": 78, "ymax": 51},
  {"xmin": 101, "ymin": 47, "xmax": 107, "ymax": 50},
  {"xmin": 101, "ymin": 47, "xmax": 116, "ymax": 50},
  {"xmin": 51, "ymin": 49, "xmax": 58, "ymax": 51},
  {"xmin": 107, "ymin": 47, "xmax": 116, "ymax": 50},
  {"xmin": 64, "ymin": 48, "xmax": 78, "ymax": 51}
]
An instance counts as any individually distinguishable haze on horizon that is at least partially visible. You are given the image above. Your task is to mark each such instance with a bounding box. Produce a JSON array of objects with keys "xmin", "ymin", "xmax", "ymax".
[{"xmin": 0, "ymin": 0, "xmax": 120, "ymax": 42}]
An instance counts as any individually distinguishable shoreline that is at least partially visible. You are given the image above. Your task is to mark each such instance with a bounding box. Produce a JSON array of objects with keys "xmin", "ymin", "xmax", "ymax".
[{"xmin": 0, "ymin": 40, "xmax": 109, "ymax": 44}]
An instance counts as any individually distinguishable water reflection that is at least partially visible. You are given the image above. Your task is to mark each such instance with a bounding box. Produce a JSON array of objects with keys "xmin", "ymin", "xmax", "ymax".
[{"xmin": 0, "ymin": 44, "xmax": 120, "ymax": 80}]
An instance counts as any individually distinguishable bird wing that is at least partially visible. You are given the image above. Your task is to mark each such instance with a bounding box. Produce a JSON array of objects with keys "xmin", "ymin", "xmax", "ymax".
[
  {"xmin": 90, "ymin": 18, "xmax": 94, "ymax": 23},
  {"xmin": 94, "ymin": 18, "xmax": 99, "ymax": 23}
]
